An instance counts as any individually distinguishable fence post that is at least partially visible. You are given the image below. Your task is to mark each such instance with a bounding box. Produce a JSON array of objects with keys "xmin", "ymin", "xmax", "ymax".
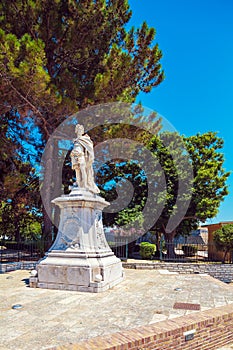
[
  {"xmin": 125, "ymin": 237, "xmax": 128, "ymax": 260},
  {"xmin": 0, "ymin": 239, "xmax": 2, "ymax": 263},
  {"xmin": 17, "ymin": 240, "xmax": 20, "ymax": 262},
  {"xmin": 160, "ymin": 236, "xmax": 164, "ymax": 261}
]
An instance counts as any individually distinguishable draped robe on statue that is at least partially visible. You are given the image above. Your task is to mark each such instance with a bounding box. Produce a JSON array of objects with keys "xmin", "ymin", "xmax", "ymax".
[{"xmin": 71, "ymin": 133, "xmax": 100, "ymax": 194}]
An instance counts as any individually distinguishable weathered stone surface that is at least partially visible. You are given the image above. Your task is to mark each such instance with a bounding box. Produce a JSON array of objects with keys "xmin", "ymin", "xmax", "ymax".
[
  {"xmin": 29, "ymin": 277, "xmax": 38, "ymax": 288},
  {"xmin": 2, "ymin": 269, "xmax": 233, "ymax": 350},
  {"xmin": 30, "ymin": 269, "xmax": 38, "ymax": 277},
  {"xmin": 34, "ymin": 188, "xmax": 123, "ymax": 292},
  {"xmin": 123, "ymin": 261, "xmax": 233, "ymax": 283}
]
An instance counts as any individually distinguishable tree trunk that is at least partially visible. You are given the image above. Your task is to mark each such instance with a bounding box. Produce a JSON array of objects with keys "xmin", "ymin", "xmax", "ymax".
[
  {"xmin": 52, "ymin": 139, "xmax": 62, "ymax": 241},
  {"xmin": 42, "ymin": 207, "xmax": 53, "ymax": 241},
  {"xmin": 14, "ymin": 215, "xmax": 20, "ymax": 242},
  {"xmin": 41, "ymin": 137, "xmax": 64, "ymax": 244},
  {"xmin": 223, "ymin": 250, "xmax": 228, "ymax": 264},
  {"xmin": 164, "ymin": 231, "xmax": 176, "ymax": 260},
  {"xmin": 41, "ymin": 140, "xmax": 54, "ymax": 243}
]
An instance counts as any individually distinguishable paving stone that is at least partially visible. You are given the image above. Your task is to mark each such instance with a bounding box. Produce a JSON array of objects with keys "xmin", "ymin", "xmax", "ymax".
[{"xmin": 1, "ymin": 269, "xmax": 233, "ymax": 349}]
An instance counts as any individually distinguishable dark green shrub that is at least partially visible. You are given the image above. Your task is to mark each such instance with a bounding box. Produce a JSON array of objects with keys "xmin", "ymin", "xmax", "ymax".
[
  {"xmin": 182, "ymin": 245, "xmax": 198, "ymax": 257},
  {"xmin": 139, "ymin": 242, "xmax": 156, "ymax": 260}
]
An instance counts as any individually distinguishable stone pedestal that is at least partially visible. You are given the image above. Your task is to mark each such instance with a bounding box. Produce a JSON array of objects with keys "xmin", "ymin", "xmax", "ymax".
[{"xmin": 34, "ymin": 188, "xmax": 124, "ymax": 292}]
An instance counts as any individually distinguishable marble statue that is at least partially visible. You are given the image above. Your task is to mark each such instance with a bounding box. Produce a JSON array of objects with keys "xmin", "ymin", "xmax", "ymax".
[
  {"xmin": 70, "ymin": 124, "xmax": 100, "ymax": 193},
  {"xmin": 31, "ymin": 123, "xmax": 123, "ymax": 292}
]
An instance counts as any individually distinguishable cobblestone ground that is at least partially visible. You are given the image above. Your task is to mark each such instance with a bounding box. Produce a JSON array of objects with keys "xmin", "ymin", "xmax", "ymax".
[{"xmin": 0, "ymin": 269, "xmax": 233, "ymax": 350}]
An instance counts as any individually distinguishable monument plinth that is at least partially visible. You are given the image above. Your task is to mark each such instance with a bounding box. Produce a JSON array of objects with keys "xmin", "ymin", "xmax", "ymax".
[{"xmin": 33, "ymin": 125, "xmax": 124, "ymax": 292}]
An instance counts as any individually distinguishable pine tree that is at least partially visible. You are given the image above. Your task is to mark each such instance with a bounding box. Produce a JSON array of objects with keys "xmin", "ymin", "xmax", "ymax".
[
  {"xmin": 0, "ymin": 0, "xmax": 164, "ymax": 126},
  {"xmin": 0, "ymin": 0, "xmax": 164, "ymax": 239}
]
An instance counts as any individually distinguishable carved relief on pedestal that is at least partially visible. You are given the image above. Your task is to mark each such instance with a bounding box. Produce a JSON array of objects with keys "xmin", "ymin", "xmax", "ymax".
[
  {"xmin": 53, "ymin": 217, "xmax": 81, "ymax": 251},
  {"xmin": 95, "ymin": 211, "xmax": 109, "ymax": 249}
]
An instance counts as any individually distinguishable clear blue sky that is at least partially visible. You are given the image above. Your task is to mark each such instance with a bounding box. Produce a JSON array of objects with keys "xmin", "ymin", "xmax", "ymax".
[{"xmin": 128, "ymin": 0, "xmax": 233, "ymax": 223}]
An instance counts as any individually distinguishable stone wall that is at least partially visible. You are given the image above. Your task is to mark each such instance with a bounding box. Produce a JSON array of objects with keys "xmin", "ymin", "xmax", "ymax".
[
  {"xmin": 54, "ymin": 304, "xmax": 233, "ymax": 350},
  {"xmin": 0, "ymin": 261, "xmax": 37, "ymax": 273},
  {"xmin": 123, "ymin": 261, "xmax": 233, "ymax": 283},
  {"xmin": 1, "ymin": 260, "xmax": 233, "ymax": 283}
]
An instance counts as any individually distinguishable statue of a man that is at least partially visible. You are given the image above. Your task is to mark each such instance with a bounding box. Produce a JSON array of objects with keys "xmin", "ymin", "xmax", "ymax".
[{"xmin": 70, "ymin": 124, "xmax": 100, "ymax": 194}]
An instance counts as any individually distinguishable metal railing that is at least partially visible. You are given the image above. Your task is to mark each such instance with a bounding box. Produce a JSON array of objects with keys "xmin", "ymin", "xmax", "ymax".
[
  {"xmin": 108, "ymin": 238, "xmax": 129, "ymax": 260},
  {"xmin": 160, "ymin": 242, "xmax": 233, "ymax": 263},
  {"xmin": 0, "ymin": 238, "xmax": 232, "ymax": 264},
  {"xmin": 0, "ymin": 240, "xmax": 49, "ymax": 263},
  {"xmin": 0, "ymin": 238, "xmax": 130, "ymax": 263}
]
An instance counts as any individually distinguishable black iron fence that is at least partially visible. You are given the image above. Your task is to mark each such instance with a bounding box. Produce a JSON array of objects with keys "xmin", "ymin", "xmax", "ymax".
[
  {"xmin": 160, "ymin": 241, "xmax": 233, "ymax": 263},
  {"xmin": 0, "ymin": 238, "xmax": 232, "ymax": 264},
  {"xmin": 0, "ymin": 238, "xmax": 130, "ymax": 263},
  {"xmin": 108, "ymin": 238, "xmax": 129, "ymax": 260},
  {"xmin": 0, "ymin": 240, "xmax": 50, "ymax": 263}
]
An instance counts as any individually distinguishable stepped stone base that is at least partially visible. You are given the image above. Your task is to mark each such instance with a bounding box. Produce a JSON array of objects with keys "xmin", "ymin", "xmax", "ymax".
[
  {"xmin": 31, "ymin": 188, "xmax": 124, "ymax": 292},
  {"xmin": 36, "ymin": 252, "xmax": 124, "ymax": 292}
]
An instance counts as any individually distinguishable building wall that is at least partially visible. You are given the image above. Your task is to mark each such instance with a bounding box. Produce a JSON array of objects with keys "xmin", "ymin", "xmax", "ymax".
[
  {"xmin": 175, "ymin": 227, "xmax": 208, "ymax": 246},
  {"xmin": 203, "ymin": 222, "xmax": 233, "ymax": 262},
  {"xmin": 197, "ymin": 227, "xmax": 208, "ymax": 244}
]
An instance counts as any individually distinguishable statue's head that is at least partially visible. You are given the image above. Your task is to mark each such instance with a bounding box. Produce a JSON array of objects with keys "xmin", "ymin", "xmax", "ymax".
[{"xmin": 75, "ymin": 124, "xmax": 84, "ymax": 135}]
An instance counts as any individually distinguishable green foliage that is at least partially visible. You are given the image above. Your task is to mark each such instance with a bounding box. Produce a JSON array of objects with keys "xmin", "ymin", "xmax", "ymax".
[
  {"xmin": 137, "ymin": 131, "xmax": 230, "ymax": 259},
  {"xmin": 0, "ymin": 28, "xmax": 56, "ymax": 118},
  {"xmin": 99, "ymin": 130, "xmax": 229, "ymax": 250},
  {"xmin": 0, "ymin": 0, "xmax": 164, "ymax": 239},
  {"xmin": 98, "ymin": 160, "xmax": 147, "ymax": 230},
  {"xmin": 1, "ymin": 3, "xmax": 228, "ymax": 248},
  {"xmin": 139, "ymin": 241, "xmax": 156, "ymax": 260},
  {"xmin": 149, "ymin": 132, "xmax": 230, "ymax": 237},
  {"xmin": 214, "ymin": 224, "xmax": 233, "ymax": 258},
  {"xmin": 0, "ymin": 131, "xmax": 42, "ymax": 241},
  {"xmin": 0, "ymin": 0, "xmax": 164, "ymax": 121},
  {"xmin": 0, "ymin": 182, "xmax": 42, "ymax": 241},
  {"xmin": 149, "ymin": 132, "xmax": 191, "ymax": 227},
  {"xmin": 184, "ymin": 132, "xmax": 230, "ymax": 222}
]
